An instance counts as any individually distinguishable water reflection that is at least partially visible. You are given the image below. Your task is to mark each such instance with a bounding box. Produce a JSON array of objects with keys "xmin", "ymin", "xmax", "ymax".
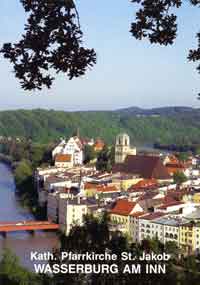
[{"xmin": 0, "ymin": 163, "xmax": 59, "ymax": 270}]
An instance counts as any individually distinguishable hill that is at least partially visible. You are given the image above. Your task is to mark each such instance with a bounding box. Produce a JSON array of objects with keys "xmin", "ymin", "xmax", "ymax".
[{"xmin": 0, "ymin": 107, "xmax": 200, "ymax": 144}]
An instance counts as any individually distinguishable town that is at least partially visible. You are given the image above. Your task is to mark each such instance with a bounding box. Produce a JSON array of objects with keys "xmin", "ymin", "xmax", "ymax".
[{"xmin": 34, "ymin": 132, "xmax": 200, "ymax": 255}]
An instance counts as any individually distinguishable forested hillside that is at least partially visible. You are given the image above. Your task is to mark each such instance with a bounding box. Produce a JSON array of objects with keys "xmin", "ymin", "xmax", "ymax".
[{"xmin": 0, "ymin": 107, "xmax": 200, "ymax": 144}]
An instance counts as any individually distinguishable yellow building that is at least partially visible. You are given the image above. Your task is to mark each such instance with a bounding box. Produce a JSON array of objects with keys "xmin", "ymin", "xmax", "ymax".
[
  {"xmin": 83, "ymin": 183, "xmax": 120, "ymax": 197},
  {"xmin": 180, "ymin": 223, "xmax": 195, "ymax": 254},
  {"xmin": 83, "ymin": 183, "xmax": 98, "ymax": 197},
  {"xmin": 112, "ymin": 173, "xmax": 142, "ymax": 191},
  {"xmin": 193, "ymin": 193, "xmax": 200, "ymax": 204},
  {"xmin": 109, "ymin": 199, "xmax": 143, "ymax": 235}
]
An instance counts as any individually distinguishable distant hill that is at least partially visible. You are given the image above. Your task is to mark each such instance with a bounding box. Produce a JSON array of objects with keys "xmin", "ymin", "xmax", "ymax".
[
  {"xmin": 0, "ymin": 107, "xmax": 200, "ymax": 144},
  {"xmin": 116, "ymin": 106, "xmax": 198, "ymax": 116}
]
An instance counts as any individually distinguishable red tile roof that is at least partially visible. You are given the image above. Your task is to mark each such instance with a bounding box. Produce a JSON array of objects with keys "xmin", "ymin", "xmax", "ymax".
[
  {"xmin": 139, "ymin": 191, "xmax": 160, "ymax": 201},
  {"xmin": 96, "ymin": 185, "xmax": 119, "ymax": 193},
  {"xmin": 113, "ymin": 155, "xmax": 170, "ymax": 180},
  {"xmin": 140, "ymin": 212, "xmax": 165, "ymax": 220},
  {"xmin": 84, "ymin": 183, "xmax": 119, "ymax": 193},
  {"xmin": 154, "ymin": 196, "xmax": 176, "ymax": 205},
  {"xmin": 129, "ymin": 212, "xmax": 145, "ymax": 218},
  {"xmin": 94, "ymin": 139, "xmax": 105, "ymax": 151},
  {"xmin": 84, "ymin": 183, "xmax": 99, "ymax": 189},
  {"xmin": 110, "ymin": 199, "xmax": 137, "ymax": 216},
  {"xmin": 157, "ymin": 201, "xmax": 184, "ymax": 210},
  {"xmin": 55, "ymin": 154, "xmax": 72, "ymax": 163},
  {"xmin": 167, "ymin": 155, "xmax": 180, "ymax": 164},
  {"xmin": 128, "ymin": 179, "xmax": 158, "ymax": 192}
]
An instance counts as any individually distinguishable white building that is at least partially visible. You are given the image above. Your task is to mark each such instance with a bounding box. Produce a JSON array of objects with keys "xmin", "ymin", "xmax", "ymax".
[
  {"xmin": 52, "ymin": 136, "xmax": 84, "ymax": 166},
  {"xmin": 138, "ymin": 213, "xmax": 188, "ymax": 246},
  {"xmin": 47, "ymin": 192, "xmax": 59, "ymax": 222},
  {"xmin": 52, "ymin": 139, "xmax": 66, "ymax": 158},
  {"xmin": 55, "ymin": 154, "xmax": 73, "ymax": 168},
  {"xmin": 63, "ymin": 137, "xmax": 83, "ymax": 165},
  {"xmin": 138, "ymin": 212, "xmax": 165, "ymax": 243},
  {"xmin": 47, "ymin": 191, "xmax": 77, "ymax": 223},
  {"xmin": 59, "ymin": 197, "xmax": 97, "ymax": 235}
]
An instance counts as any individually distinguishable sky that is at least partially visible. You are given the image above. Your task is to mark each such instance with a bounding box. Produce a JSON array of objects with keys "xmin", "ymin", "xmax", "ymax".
[{"xmin": 0, "ymin": 0, "xmax": 199, "ymax": 111}]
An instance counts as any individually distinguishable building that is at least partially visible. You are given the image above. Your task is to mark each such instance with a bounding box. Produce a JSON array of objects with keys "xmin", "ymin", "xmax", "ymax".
[
  {"xmin": 109, "ymin": 198, "xmax": 143, "ymax": 235},
  {"xmin": 52, "ymin": 139, "xmax": 66, "ymax": 158},
  {"xmin": 59, "ymin": 197, "xmax": 98, "ymax": 235},
  {"xmin": 52, "ymin": 136, "xmax": 84, "ymax": 166},
  {"xmin": 138, "ymin": 213, "xmax": 188, "ymax": 246},
  {"xmin": 113, "ymin": 155, "xmax": 171, "ymax": 181},
  {"xmin": 115, "ymin": 133, "xmax": 136, "ymax": 164},
  {"xmin": 94, "ymin": 139, "xmax": 105, "ymax": 152},
  {"xmin": 193, "ymin": 193, "xmax": 200, "ymax": 204},
  {"xmin": 112, "ymin": 172, "xmax": 142, "ymax": 191},
  {"xmin": 47, "ymin": 190, "xmax": 79, "ymax": 223},
  {"xmin": 180, "ymin": 223, "xmax": 196, "ymax": 254},
  {"xmin": 55, "ymin": 154, "xmax": 73, "ymax": 168},
  {"xmin": 83, "ymin": 183, "xmax": 120, "ymax": 198},
  {"xmin": 62, "ymin": 136, "xmax": 84, "ymax": 165}
]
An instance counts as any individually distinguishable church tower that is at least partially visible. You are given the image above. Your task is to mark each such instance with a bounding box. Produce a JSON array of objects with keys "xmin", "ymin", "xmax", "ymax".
[{"xmin": 115, "ymin": 133, "xmax": 136, "ymax": 164}]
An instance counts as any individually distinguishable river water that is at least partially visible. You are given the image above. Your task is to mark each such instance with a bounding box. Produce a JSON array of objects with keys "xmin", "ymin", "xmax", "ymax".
[{"xmin": 0, "ymin": 163, "xmax": 59, "ymax": 270}]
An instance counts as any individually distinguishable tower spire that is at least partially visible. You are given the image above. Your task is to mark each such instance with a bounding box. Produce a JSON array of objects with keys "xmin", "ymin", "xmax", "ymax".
[{"xmin": 76, "ymin": 127, "xmax": 80, "ymax": 138}]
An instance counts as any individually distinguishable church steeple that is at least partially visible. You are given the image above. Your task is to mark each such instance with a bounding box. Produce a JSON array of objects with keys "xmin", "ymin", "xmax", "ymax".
[
  {"xmin": 115, "ymin": 133, "xmax": 136, "ymax": 164},
  {"xmin": 76, "ymin": 127, "xmax": 80, "ymax": 138}
]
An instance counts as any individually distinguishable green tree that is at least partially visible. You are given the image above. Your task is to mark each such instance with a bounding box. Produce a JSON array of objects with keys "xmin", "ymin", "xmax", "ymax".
[
  {"xmin": 141, "ymin": 238, "xmax": 164, "ymax": 254},
  {"xmin": 177, "ymin": 152, "xmax": 189, "ymax": 162},
  {"xmin": 83, "ymin": 145, "xmax": 96, "ymax": 164},
  {"xmin": 184, "ymin": 255, "xmax": 198, "ymax": 273},
  {"xmin": 194, "ymin": 146, "xmax": 200, "ymax": 156},
  {"xmin": 96, "ymin": 145, "xmax": 112, "ymax": 172},
  {"xmin": 54, "ymin": 214, "xmax": 199, "ymax": 285},
  {"xmin": 14, "ymin": 159, "xmax": 33, "ymax": 187},
  {"xmin": 1, "ymin": 1, "xmax": 199, "ymax": 93},
  {"xmin": 173, "ymin": 171, "xmax": 187, "ymax": 185},
  {"xmin": 0, "ymin": 248, "xmax": 42, "ymax": 285},
  {"xmin": 0, "ymin": 0, "xmax": 96, "ymax": 90},
  {"xmin": 165, "ymin": 241, "xmax": 180, "ymax": 260}
]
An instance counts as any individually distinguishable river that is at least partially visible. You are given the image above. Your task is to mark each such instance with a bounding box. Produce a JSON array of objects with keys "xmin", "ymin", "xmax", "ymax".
[{"xmin": 0, "ymin": 163, "xmax": 59, "ymax": 270}]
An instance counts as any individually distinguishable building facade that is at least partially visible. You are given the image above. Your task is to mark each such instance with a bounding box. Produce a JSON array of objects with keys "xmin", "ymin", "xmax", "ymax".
[{"xmin": 115, "ymin": 133, "xmax": 136, "ymax": 164}]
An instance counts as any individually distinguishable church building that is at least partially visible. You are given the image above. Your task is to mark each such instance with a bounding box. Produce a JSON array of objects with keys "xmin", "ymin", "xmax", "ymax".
[{"xmin": 115, "ymin": 133, "xmax": 136, "ymax": 164}]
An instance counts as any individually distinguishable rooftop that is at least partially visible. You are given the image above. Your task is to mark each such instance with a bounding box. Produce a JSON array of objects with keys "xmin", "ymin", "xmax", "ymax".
[
  {"xmin": 55, "ymin": 154, "xmax": 72, "ymax": 163},
  {"xmin": 157, "ymin": 201, "xmax": 185, "ymax": 210},
  {"xmin": 113, "ymin": 155, "xmax": 170, "ymax": 180},
  {"xmin": 154, "ymin": 215, "xmax": 189, "ymax": 226},
  {"xmin": 140, "ymin": 212, "xmax": 166, "ymax": 221},
  {"xmin": 110, "ymin": 199, "xmax": 137, "ymax": 216}
]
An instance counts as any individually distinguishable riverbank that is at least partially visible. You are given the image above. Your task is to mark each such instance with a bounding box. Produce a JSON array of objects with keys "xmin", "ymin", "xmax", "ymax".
[
  {"xmin": 0, "ymin": 162, "xmax": 59, "ymax": 271},
  {"xmin": 0, "ymin": 153, "xmax": 13, "ymax": 166},
  {"xmin": 0, "ymin": 154, "xmax": 47, "ymax": 220}
]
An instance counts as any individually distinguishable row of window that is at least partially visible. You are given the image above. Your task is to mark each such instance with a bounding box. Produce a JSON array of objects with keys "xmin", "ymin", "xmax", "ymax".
[{"xmin": 141, "ymin": 223, "xmax": 179, "ymax": 232}]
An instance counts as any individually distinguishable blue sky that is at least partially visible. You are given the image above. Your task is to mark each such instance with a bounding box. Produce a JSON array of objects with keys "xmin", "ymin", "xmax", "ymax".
[{"xmin": 0, "ymin": 0, "xmax": 199, "ymax": 111}]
